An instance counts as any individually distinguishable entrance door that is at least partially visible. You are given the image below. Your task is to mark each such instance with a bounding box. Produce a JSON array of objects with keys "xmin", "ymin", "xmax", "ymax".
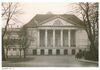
[
  {"xmin": 33, "ymin": 49, "xmax": 37, "ymax": 55},
  {"xmin": 56, "ymin": 49, "xmax": 60, "ymax": 55},
  {"xmin": 64, "ymin": 49, "xmax": 68, "ymax": 55},
  {"xmin": 48, "ymin": 49, "xmax": 52, "ymax": 55},
  {"xmin": 41, "ymin": 49, "xmax": 44, "ymax": 55},
  {"xmin": 72, "ymin": 49, "xmax": 75, "ymax": 55}
]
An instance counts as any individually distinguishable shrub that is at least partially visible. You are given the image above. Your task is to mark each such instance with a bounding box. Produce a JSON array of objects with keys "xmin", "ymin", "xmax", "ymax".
[
  {"xmin": 84, "ymin": 51, "xmax": 98, "ymax": 61},
  {"xmin": 75, "ymin": 51, "xmax": 83, "ymax": 59}
]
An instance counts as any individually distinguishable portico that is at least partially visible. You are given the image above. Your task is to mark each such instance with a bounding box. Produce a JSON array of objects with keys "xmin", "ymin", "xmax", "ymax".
[
  {"xmin": 24, "ymin": 14, "xmax": 89, "ymax": 55},
  {"xmin": 38, "ymin": 29, "xmax": 76, "ymax": 48}
]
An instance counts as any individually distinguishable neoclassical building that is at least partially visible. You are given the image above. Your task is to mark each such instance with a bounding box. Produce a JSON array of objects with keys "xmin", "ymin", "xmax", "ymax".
[
  {"xmin": 3, "ymin": 14, "xmax": 90, "ymax": 56},
  {"xmin": 23, "ymin": 14, "xmax": 90, "ymax": 55}
]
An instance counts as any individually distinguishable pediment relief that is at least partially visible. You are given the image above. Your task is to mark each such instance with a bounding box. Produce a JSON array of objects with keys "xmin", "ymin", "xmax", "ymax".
[
  {"xmin": 53, "ymin": 19, "xmax": 63, "ymax": 26},
  {"xmin": 41, "ymin": 18, "xmax": 74, "ymax": 26}
]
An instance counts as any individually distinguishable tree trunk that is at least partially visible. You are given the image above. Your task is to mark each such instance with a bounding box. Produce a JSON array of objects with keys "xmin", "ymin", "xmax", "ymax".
[
  {"xmin": 90, "ymin": 40, "xmax": 96, "ymax": 51},
  {"xmin": 23, "ymin": 49, "xmax": 26, "ymax": 58},
  {"xmin": 2, "ymin": 37, "xmax": 6, "ymax": 61},
  {"xmin": 6, "ymin": 48, "xmax": 8, "ymax": 59},
  {"xmin": 19, "ymin": 49, "xmax": 21, "ymax": 58},
  {"xmin": 90, "ymin": 41, "xmax": 98, "ymax": 60},
  {"xmin": 2, "ymin": 19, "xmax": 9, "ymax": 61},
  {"xmin": 2, "ymin": 45, "xmax": 6, "ymax": 61}
]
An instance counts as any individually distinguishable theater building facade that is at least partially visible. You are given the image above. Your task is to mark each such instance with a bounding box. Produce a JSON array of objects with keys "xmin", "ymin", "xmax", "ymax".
[{"xmin": 24, "ymin": 14, "xmax": 90, "ymax": 55}]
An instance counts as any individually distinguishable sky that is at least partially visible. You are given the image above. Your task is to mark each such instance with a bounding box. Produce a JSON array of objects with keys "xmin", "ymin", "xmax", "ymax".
[{"xmin": 2, "ymin": 3, "xmax": 81, "ymax": 28}]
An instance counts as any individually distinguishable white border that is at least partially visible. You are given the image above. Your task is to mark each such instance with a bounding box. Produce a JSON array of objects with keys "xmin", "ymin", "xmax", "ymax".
[
  {"xmin": 0, "ymin": 1, "xmax": 2, "ymax": 70},
  {"xmin": 0, "ymin": 0, "xmax": 99, "ymax": 70},
  {"xmin": 1, "ymin": 0, "xmax": 99, "ymax": 2}
]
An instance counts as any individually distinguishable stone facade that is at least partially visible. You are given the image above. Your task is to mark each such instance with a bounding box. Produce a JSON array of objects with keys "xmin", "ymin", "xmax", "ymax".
[
  {"xmin": 3, "ymin": 14, "xmax": 90, "ymax": 56},
  {"xmin": 24, "ymin": 14, "xmax": 90, "ymax": 55}
]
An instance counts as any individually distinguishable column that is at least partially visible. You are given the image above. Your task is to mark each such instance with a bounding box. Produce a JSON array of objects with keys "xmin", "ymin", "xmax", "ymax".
[
  {"xmin": 68, "ymin": 30, "xmax": 71, "ymax": 47},
  {"xmin": 68, "ymin": 30, "xmax": 71, "ymax": 55},
  {"xmin": 74, "ymin": 30, "xmax": 76, "ymax": 47},
  {"xmin": 38, "ymin": 29, "xmax": 40, "ymax": 47},
  {"xmin": 53, "ymin": 30, "xmax": 55, "ymax": 47},
  {"xmin": 45, "ymin": 30, "xmax": 47, "ymax": 47},
  {"xmin": 61, "ymin": 30, "xmax": 63, "ymax": 47}
]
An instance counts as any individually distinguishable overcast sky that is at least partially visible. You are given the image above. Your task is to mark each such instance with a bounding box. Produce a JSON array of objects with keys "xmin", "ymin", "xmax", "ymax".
[{"xmin": 2, "ymin": 3, "xmax": 81, "ymax": 28}]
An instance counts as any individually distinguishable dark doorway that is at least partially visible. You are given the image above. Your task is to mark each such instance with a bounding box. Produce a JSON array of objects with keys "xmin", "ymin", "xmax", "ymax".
[
  {"xmin": 56, "ymin": 49, "xmax": 60, "ymax": 55},
  {"xmin": 72, "ymin": 49, "xmax": 75, "ymax": 55},
  {"xmin": 48, "ymin": 49, "xmax": 52, "ymax": 55},
  {"xmin": 79, "ymin": 49, "xmax": 82, "ymax": 52},
  {"xmin": 64, "ymin": 49, "xmax": 68, "ymax": 55},
  {"xmin": 33, "ymin": 49, "xmax": 37, "ymax": 55},
  {"xmin": 41, "ymin": 49, "xmax": 44, "ymax": 55}
]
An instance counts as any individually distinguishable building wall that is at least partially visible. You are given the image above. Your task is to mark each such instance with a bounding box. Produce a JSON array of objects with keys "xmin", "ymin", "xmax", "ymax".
[
  {"xmin": 27, "ymin": 28, "xmax": 38, "ymax": 47},
  {"xmin": 26, "ymin": 28, "xmax": 38, "ymax": 54},
  {"xmin": 76, "ymin": 29, "xmax": 89, "ymax": 49},
  {"xmin": 36, "ymin": 28, "xmax": 89, "ymax": 49},
  {"xmin": 26, "ymin": 27, "xmax": 89, "ymax": 55},
  {"xmin": 4, "ymin": 28, "xmax": 89, "ymax": 56}
]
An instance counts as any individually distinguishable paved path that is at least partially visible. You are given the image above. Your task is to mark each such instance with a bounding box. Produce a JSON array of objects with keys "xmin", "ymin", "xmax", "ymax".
[{"xmin": 2, "ymin": 56, "xmax": 98, "ymax": 67}]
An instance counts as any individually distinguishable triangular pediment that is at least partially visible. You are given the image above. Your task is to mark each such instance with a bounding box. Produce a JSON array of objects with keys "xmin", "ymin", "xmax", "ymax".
[{"xmin": 40, "ymin": 18, "xmax": 75, "ymax": 26}]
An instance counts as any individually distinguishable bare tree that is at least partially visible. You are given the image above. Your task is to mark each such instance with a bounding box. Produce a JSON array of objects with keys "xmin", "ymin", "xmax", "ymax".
[
  {"xmin": 3, "ymin": 31, "xmax": 10, "ymax": 59},
  {"xmin": 19, "ymin": 27, "xmax": 34, "ymax": 58},
  {"xmin": 2, "ymin": 2, "xmax": 22, "ymax": 61},
  {"xmin": 78, "ymin": 2, "xmax": 98, "ymax": 60},
  {"xmin": 18, "ymin": 27, "xmax": 27, "ymax": 58}
]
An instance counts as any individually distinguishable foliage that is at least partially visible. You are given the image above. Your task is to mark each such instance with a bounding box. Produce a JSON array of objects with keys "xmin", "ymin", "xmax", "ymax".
[
  {"xmin": 75, "ymin": 50, "xmax": 98, "ymax": 61},
  {"xmin": 84, "ymin": 51, "xmax": 98, "ymax": 61}
]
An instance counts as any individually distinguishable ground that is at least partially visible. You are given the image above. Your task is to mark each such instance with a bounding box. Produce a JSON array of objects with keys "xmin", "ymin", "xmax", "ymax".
[{"xmin": 2, "ymin": 55, "xmax": 98, "ymax": 67}]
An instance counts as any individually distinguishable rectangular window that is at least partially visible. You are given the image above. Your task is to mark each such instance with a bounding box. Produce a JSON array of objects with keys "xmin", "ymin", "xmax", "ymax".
[
  {"xmin": 41, "ymin": 49, "xmax": 44, "ymax": 55},
  {"xmin": 72, "ymin": 49, "xmax": 75, "ymax": 55},
  {"xmin": 48, "ymin": 49, "xmax": 52, "ymax": 55},
  {"xmin": 56, "ymin": 49, "xmax": 60, "ymax": 55},
  {"xmin": 64, "ymin": 49, "xmax": 68, "ymax": 55},
  {"xmin": 33, "ymin": 49, "xmax": 37, "ymax": 55}
]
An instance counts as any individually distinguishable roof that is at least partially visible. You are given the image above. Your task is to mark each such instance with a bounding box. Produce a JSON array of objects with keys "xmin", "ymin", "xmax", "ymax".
[
  {"xmin": 23, "ymin": 14, "xmax": 85, "ymax": 28},
  {"xmin": 2, "ymin": 28, "xmax": 20, "ymax": 32}
]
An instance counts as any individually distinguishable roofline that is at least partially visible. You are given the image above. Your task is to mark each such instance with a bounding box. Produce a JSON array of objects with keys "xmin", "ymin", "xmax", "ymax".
[
  {"xmin": 37, "ymin": 15, "xmax": 84, "ymax": 28},
  {"xmin": 23, "ymin": 14, "xmax": 85, "ymax": 28}
]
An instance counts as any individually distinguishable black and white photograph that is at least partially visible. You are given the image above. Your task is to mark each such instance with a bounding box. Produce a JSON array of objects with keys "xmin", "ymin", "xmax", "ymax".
[{"xmin": 1, "ymin": 1, "xmax": 98, "ymax": 68}]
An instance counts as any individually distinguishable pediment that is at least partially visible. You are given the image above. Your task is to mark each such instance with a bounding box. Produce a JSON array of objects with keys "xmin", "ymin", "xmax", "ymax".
[{"xmin": 41, "ymin": 18, "xmax": 75, "ymax": 26}]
